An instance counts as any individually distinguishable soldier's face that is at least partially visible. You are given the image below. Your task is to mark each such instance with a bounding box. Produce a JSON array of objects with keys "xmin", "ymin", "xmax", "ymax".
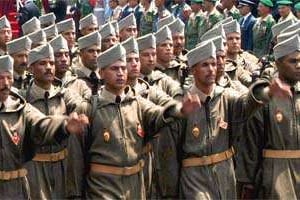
[
  {"xmin": 191, "ymin": 57, "xmax": 217, "ymax": 86},
  {"xmin": 62, "ymin": 30, "xmax": 76, "ymax": 48},
  {"xmin": 128, "ymin": 0, "xmax": 139, "ymax": 7},
  {"xmin": 81, "ymin": 25, "xmax": 99, "ymax": 36},
  {"xmin": 102, "ymin": 35, "xmax": 118, "ymax": 51},
  {"xmin": 54, "ymin": 50, "xmax": 70, "ymax": 76},
  {"xmin": 120, "ymin": 26, "xmax": 138, "ymax": 41},
  {"xmin": 0, "ymin": 71, "xmax": 13, "ymax": 102},
  {"xmin": 157, "ymin": 40, "xmax": 174, "ymax": 62},
  {"xmin": 140, "ymin": 48, "xmax": 157, "ymax": 75},
  {"xmin": 216, "ymin": 50, "xmax": 226, "ymax": 79},
  {"xmin": 101, "ymin": 60, "xmax": 128, "ymax": 93},
  {"xmin": 191, "ymin": 2, "xmax": 202, "ymax": 12},
  {"xmin": 155, "ymin": 0, "xmax": 164, "ymax": 7},
  {"xmin": 258, "ymin": 3, "xmax": 270, "ymax": 16},
  {"xmin": 226, "ymin": 32, "xmax": 241, "ymax": 54},
  {"xmin": 276, "ymin": 51, "xmax": 300, "ymax": 83},
  {"xmin": 278, "ymin": 5, "xmax": 291, "ymax": 18},
  {"xmin": 30, "ymin": 58, "xmax": 55, "ymax": 85},
  {"xmin": 172, "ymin": 33, "xmax": 185, "ymax": 56},
  {"xmin": 12, "ymin": 50, "xmax": 29, "ymax": 75},
  {"xmin": 126, "ymin": 52, "xmax": 141, "ymax": 80},
  {"xmin": 80, "ymin": 45, "xmax": 101, "ymax": 71},
  {"xmin": 0, "ymin": 27, "xmax": 12, "ymax": 47}
]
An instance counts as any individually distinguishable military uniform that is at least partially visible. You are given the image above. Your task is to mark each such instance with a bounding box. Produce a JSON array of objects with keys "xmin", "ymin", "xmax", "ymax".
[
  {"xmin": 171, "ymin": 2, "xmax": 191, "ymax": 24},
  {"xmin": 21, "ymin": 82, "xmax": 86, "ymax": 199},
  {"xmin": 198, "ymin": 9, "xmax": 224, "ymax": 39},
  {"xmin": 224, "ymin": 6, "xmax": 241, "ymax": 21},
  {"xmin": 155, "ymin": 59, "xmax": 186, "ymax": 84},
  {"xmin": 0, "ymin": 90, "xmax": 70, "ymax": 199},
  {"xmin": 278, "ymin": 11, "xmax": 297, "ymax": 22},
  {"xmin": 13, "ymin": 72, "xmax": 32, "ymax": 90},
  {"xmin": 139, "ymin": 6, "xmax": 157, "ymax": 36},
  {"xmin": 252, "ymin": 14, "xmax": 276, "ymax": 58},
  {"xmin": 185, "ymin": 11, "xmax": 205, "ymax": 50},
  {"xmin": 225, "ymin": 59, "xmax": 253, "ymax": 87},
  {"xmin": 154, "ymin": 7, "xmax": 171, "ymax": 32}
]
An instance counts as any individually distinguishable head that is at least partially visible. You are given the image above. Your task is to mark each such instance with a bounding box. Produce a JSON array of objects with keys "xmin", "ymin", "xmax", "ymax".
[
  {"xmin": 139, "ymin": 47, "xmax": 156, "ymax": 75},
  {"xmin": 61, "ymin": 29, "xmax": 76, "ymax": 49},
  {"xmin": 0, "ymin": 71, "xmax": 13, "ymax": 102},
  {"xmin": 278, "ymin": 5, "xmax": 292, "ymax": 18},
  {"xmin": 11, "ymin": 50, "xmax": 29, "ymax": 75},
  {"xmin": 238, "ymin": 4, "xmax": 252, "ymax": 16},
  {"xmin": 257, "ymin": 2, "xmax": 272, "ymax": 17},
  {"xmin": 172, "ymin": 32, "xmax": 185, "ymax": 56},
  {"xmin": 119, "ymin": 26, "xmax": 138, "ymax": 41},
  {"xmin": 276, "ymin": 51, "xmax": 300, "ymax": 83},
  {"xmin": 100, "ymin": 59, "xmax": 128, "ymax": 94},
  {"xmin": 221, "ymin": 0, "xmax": 234, "ymax": 9},
  {"xmin": 80, "ymin": 44, "xmax": 101, "ymax": 71},
  {"xmin": 155, "ymin": 0, "xmax": 165, "ymax": 7},
  {"xmin": 109, "ymin": 0, "xmax": 119, "ymax": 8},
  {"xmin": 203, "ymin": 0, "xmax": 215, "ymax": 12},
  {"xmin": 119, "ymin": 0, "xmax": 128, "ymax": 7},
  {"xmin": 216, "ymin": 50, "xmax": 226, "ymax": 80},
  {"xmin": 126, "ymin": 52, "xmax": 140, "ymax": 81},
  {"xmin": 226, "ymin": 32, "xmax": 241, "ymax": 55},
  {"xmin": 128, "ymin": 0, "xmax": 139, "ymax": 7},
  {"xmin": 102, "ymin": 35, "xmax": 118, "ymax": 51},
  {"xmin": 191, "ymin": 56, "xmax": 217, "ymax": 88},
  {"xmin": 54, "ymin": 49, "xmax": 70, "ymax": 78},
  {"xmin": 156, "ymin": 39, "xmax": 173, "ymax": 64},
  {"xmin": 0, "ymin": 27, "xmax": 12, "ymax": 50},
  {"xmin": 30, "ymin": 57, "xmax": 55, "ymax": 87},
  {"xmin": 191, "ymin": 1, "xmax": 203, "ymax": 12},
  {"xmin": 80, "ymin": 24, "xmax": 99, "ymax": 36},
  {"xmin": 140, "ymin": 0, "xmax": 151, "ymax": 7}
]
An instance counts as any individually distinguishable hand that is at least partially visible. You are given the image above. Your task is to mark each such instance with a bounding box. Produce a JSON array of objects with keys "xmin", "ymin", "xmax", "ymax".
[
  {"xmin": 181, "ymin": 92, "xmax": 201, "ymax": 116},
  {"xmin": 268, "ymin": 78, "xmax": 292, "ymax": 99},
  {"xmin": 66, "ymin": 112, "xmax": 89, "ymax": 135}
]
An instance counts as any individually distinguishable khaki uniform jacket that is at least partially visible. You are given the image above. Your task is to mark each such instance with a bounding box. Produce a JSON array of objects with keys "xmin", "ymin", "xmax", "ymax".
[
  {"xmin": 0, "ymin": 91, "xmax": 68, "ymax": 199},
  {"xmin": 180, "ymin": 83, "xmax": 263, "ymax": 199}
]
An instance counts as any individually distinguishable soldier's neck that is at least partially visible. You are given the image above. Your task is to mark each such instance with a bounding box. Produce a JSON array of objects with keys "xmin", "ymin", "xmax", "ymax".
[
  {"xmin": 127, "ymin": 78, "xmax": 138, "ymax": 87},
  {"xmin": 227, "ymin": 53, "xmax": 238, "ymax": 61},
  {"xmin": 105, "ymin": 85, "xmax": 124, "ymax": 96},
  {"xmin": 157, "ymin": 60, "xmax": 170, "ymax": 69},
  {"xmin": 195, "ymin": 82, "xmax": 214, "ymax": 95},
  {"xmin": 55, "ymin": 72, "xmax": 65, "ymax": 80},
  {"xmin": 14, "ymin": 69, "xmax": 25, "ymax": 77},
  {"xmin": 34, "ymin": 80, "xmax": 52, "ymax": 91}
]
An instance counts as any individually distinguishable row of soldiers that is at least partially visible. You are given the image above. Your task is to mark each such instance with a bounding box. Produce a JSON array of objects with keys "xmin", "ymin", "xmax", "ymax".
[{"xmin": 0, "ymin": 1, "xmax": 299, "ymax": 199}]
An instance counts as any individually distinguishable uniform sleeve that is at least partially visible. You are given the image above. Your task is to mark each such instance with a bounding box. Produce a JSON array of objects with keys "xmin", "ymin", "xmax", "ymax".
[
  {"xmin": 63, "ymin": 88, "xmax": 90, "ymax": 114},
  {"xmin": 24, "ymin": 103, "xmax": 69, "ymax": 145}
]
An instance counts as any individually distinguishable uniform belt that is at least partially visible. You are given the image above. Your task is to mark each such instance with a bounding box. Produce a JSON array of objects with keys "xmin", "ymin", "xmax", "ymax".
[
  {"xmin": 142, "ymin": 143, "xmax": 153, "ymax": 155},
  {"xmin": 0, "ymin": 168, "xmax": 27, "ymax": 180},
  {"xmin": 32, "ymin": 148, "xmax": 68, "ymax": 162},
  {"xmin": 182, "ymin": 147, "xmax": 235, "ymax": 167},
  {"xmin": 263, "ymin": 149, "xmax": 300, "ymax": 158},
  {"xmin": 90, "ymin": 160, "xmax": 145, "ymax": 176}
]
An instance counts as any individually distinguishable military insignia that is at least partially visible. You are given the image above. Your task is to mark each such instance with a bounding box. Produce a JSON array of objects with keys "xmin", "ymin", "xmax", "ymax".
[
  {"xmin": 11, "ymin": 133, "xmax": 20, "ymax": 145},
  {"xmin": 218, "ymin": 118, "xmax": 228, "ymax": 130},
  {"xmin": 103, "ymin": 129, "xmax": 110, "ymax": 142},
  {"xmin": 275, "ymin": 110, "xmax": 283, "ymax": 123},
  {"xmin": 192, "ymin": 125, "xmax": 200, "ymax": 138},
  {"xmin": 137, "ymin": 123, "xmax": 145, "ymax": 138}
]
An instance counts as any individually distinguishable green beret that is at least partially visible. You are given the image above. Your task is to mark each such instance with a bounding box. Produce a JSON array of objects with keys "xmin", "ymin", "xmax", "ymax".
[
  {"xmin": 260, "ymin": 0, "xmax": 274, "ymax": 7},
  {"xmin": 277, "ymin": 0, "xmax": 293, "ymax": 5},
  {"xmin": 295, "ymin": 2, "xmax": 300, "ymax": 10},
  {"xmin": 191, "ymin": 0, "xmax": 203, "ymax": 3}
]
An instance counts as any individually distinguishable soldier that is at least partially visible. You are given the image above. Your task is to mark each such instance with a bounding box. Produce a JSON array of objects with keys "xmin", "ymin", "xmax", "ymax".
[
  {"xmin": 6, "ymin": 36, "xmax": 32, "ymax": 90},
  {"xmin": 0, "ymin": 55, "xmax": 88, "ymax": 199},
  {"xmin": 222, "ymin": 0, "xmax": 241, "ymax": 20},
  {"xmin": 0, "ymin": 16, "xmax": 12, "ymax": 56},
  {"xmin": 168, "ymin": 19, "xmax": 188, "ymax": 65},
  {"xmin": 154, "ymin": 0, "xmax": 172, "ymax": 31},
  {"xmin": 238, "ymin": 0, "xmax": 256, "ymax": 51},
  {"xmin": 27, "ymin": 29, "xmax": 47, "ymax": 49},
  {"xmin": 99, "ymin": 22, "xmax": 118, "ymax": 51},
  {"xmin": 118, "ymin": 13, "xmax": 138, "ymax": 41},
  {"xmin": 75, "ymin": 31, "xmax": 102, "ymax": 94},
  {"xmin": 198, "ymin": 0, "xmax": 224, "ymax": 37},
  {"xmin": 21, "ymin": 16, "xmax": 41, "ymax": 35},
  {"xmin": 277, "ymin": 0, "xmax": 297, "ymax": 22},
  {"xmin": 79, "ymin": 13, "xmax": 99, "ymax": 36},
  {"xmin": 111, "ymin": 20, "xmax": 121, "ymax": 41},
  {"xmin": 23, "ymin": 43, "xmax": 88, "ymax": 199},
  {"xmin": 119, "ymin": 0, "xmax": 143, "ymax": 31},
  {"xmin": 185, "ymin": 0, "xmax": 205, "ymax": 50},
  {"xmin": 246, "ymin": 35, "xmax": 300, "ymax": 199},
  {"xmin": 139, "ymin": 0, "xmax": 156, "ymax": 36},
  {"xmin": 171, "ymin": 0, "xmax": 192, "ymax": 24},
  {"xmin": 43, "ymin": 24, "xmax": 58, "ymax": 41},
  {"xmin": 252, "ymin": 0, "xmax": 275, "ymax": 58},
  {"xmin": 50, "ymin": 35, "xmax": 91, "ymax": 99},
  {"xmin": 137, "ymin": 33, "xmax": 183, "ymax": 98},
  {"xmin": 180, "ymin": 39, "xmax": 291, "ymax": 200},
  {"xmin": 223, "ymin": 20, "xmax": 258, "ymax": 75},
  {"xmin": 84, "ymin": 43, "xmax": 198, "ymax": 199},
  {"xmin": 39, "ymin": 12, "xmax": 56, "ymax": 28},
  {"xmin": 295, "ymin": 2, "xmax": 300, "ymax": 19},
  {"xmin": 57, "ymin": 19, "xmax": 77, "ymax": 62}
]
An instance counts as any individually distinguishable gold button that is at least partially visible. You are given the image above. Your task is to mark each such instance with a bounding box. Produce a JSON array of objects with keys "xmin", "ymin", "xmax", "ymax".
[
  {"xmin": 192, "ymin": 126, "xmax": 200, "ymax": 138},
  {"xmin": 103, "ymin": 130, "xmax": 110, "ymax": 142}
]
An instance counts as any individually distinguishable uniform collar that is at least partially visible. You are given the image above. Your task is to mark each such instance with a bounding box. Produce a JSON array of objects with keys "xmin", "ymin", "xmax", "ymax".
[
  {"xmin": 31, "ymin": 82, "xmax": 56, "ymax": 100},
  {"xmin": 77, "ymin": 61, "xmax": 100, "ymax": 79},
  {"xmin": 190, "ymin": 83, "xmax": 215, "ymax": 103},
  {"xmin": 100, "ymin": 87, "xmax": 126, "ymax": 103}
]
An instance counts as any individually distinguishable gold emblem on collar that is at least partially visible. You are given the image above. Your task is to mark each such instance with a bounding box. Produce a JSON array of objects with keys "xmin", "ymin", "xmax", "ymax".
[
  {"xmin": 103, "ymin": 129, "xmax": 110, "ymax": 142},
  {"xmin": 192, "ymin": 125, "xmax": 200, "ymax": 138}
]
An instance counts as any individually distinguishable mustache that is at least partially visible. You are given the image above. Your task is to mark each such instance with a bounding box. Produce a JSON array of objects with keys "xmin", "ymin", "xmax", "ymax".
[
  {"xmin": 18, "ymin": 63, "xmax": 28, "ymax": 68},
  {"xmin": 0, "ymin": 86, "xmax": 10, "ymax": 92}
]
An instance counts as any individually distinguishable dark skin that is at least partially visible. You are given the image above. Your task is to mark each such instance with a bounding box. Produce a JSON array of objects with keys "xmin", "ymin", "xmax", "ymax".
[
  {"xmin": 276, "ymin": 51, "xmax": 300, "ymax": 85},
  {"xmin": 226, "ymin": 32, "xmax": 241, "ymax": 60},
  {"xmin": 80, "ymin": 45, "xmax": 101, "ymax": 71},
  {"xmin": 54, "ymin": 49, "xmax": 70, "ymax": 79},
  {"xmin": 30, "ymin": 58, "xmax": 55, "ymax": 90},
  {"xmin": 11, "ymin": 50, "xmax": 29, "ymax": 76},
  {"xmin": 139, "ymin": 48, "xmax": 157, "ymax": 75}
]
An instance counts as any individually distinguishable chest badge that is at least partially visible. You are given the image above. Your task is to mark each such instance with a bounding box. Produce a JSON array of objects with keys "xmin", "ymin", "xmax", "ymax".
[
  {"xmin": 192, "ymin": 124, "xmax": 200, "ymax": 138},
  {"xmin": 137, "ymin": 123, "xmax": 145, "ymax": 138},
  {"xmin": 103, "ymin": 129, "xmax": 110, "ymax": 142},
  {"xmin": 275, "ymin": 110, "xmax": 283, "ymax": 123}
]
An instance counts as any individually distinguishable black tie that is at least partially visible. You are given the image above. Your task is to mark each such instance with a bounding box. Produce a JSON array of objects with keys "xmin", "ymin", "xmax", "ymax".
[
  {"xmin": 44, "ymin": 91, "xmax": 50, "ymax": 115},
  {"xmin": 115, "ymin": 95, "xmax": 121, "ymax": 104}
]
